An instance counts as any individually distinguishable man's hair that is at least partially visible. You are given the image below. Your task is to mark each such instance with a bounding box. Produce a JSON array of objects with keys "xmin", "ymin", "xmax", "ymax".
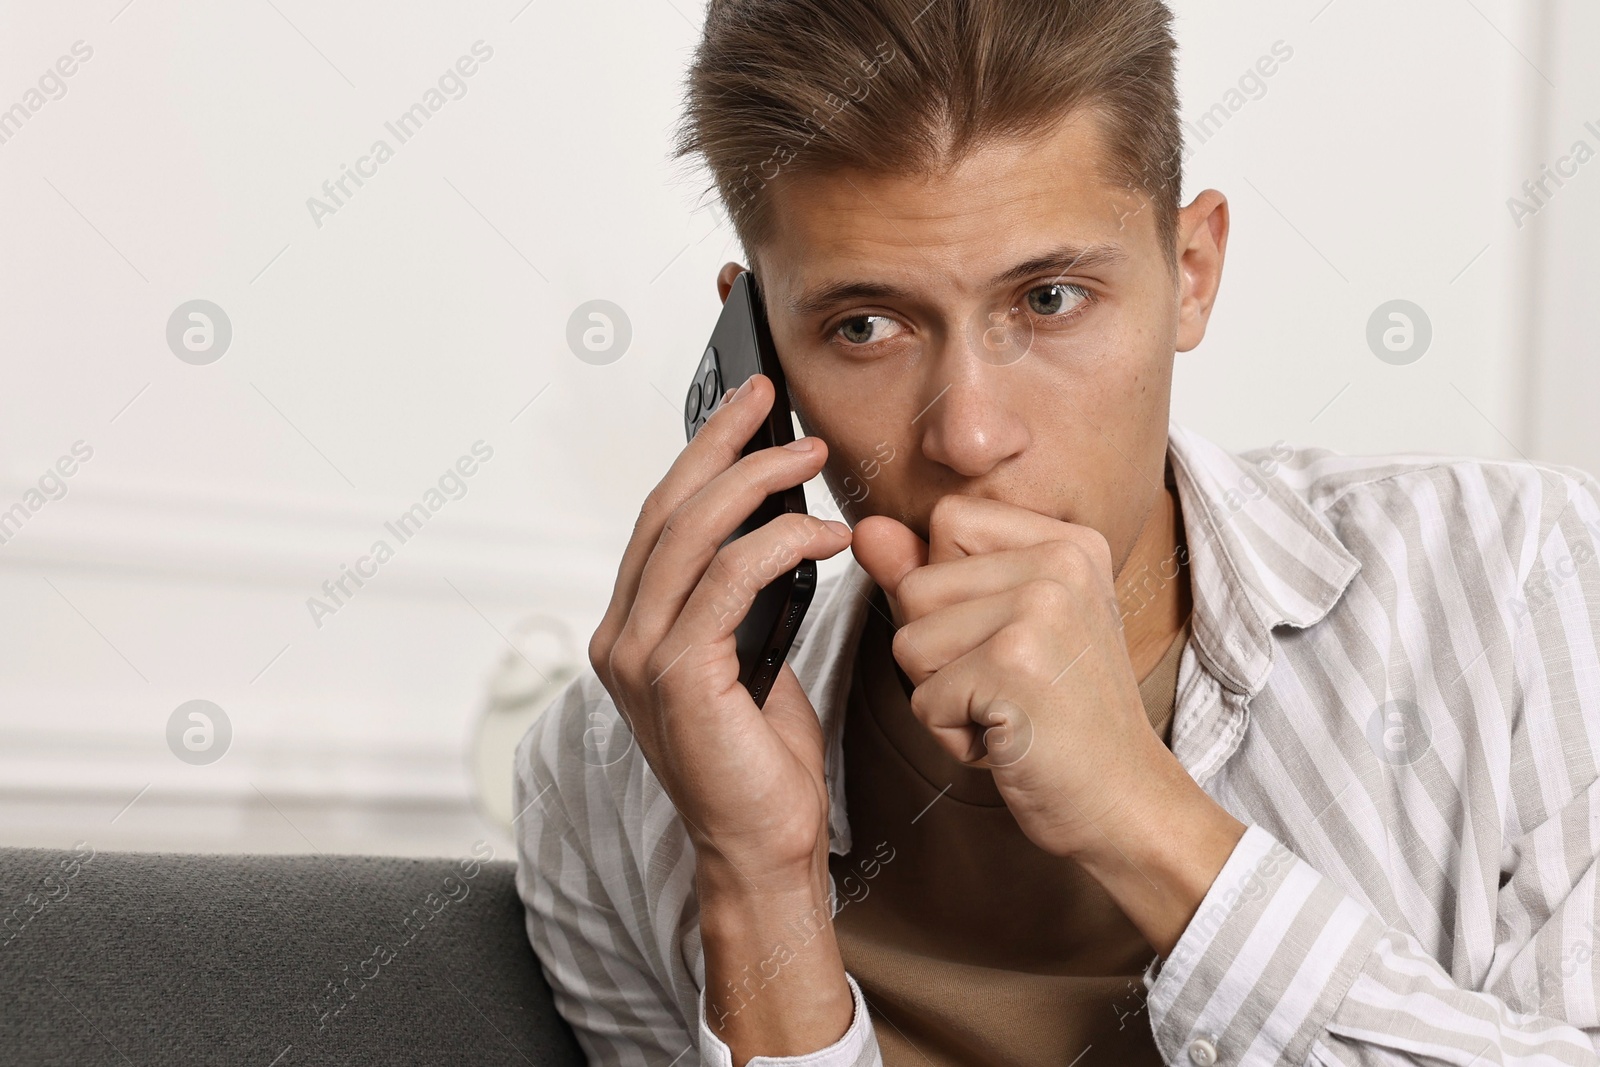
[{"xmin": 672, "ymin": 0, "xmax": 1184, "ymax": 274}]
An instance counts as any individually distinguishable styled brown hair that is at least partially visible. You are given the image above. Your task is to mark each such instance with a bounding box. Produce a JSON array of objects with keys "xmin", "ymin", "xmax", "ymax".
[{"xmin": 671, "ymin": 0, "xmax": 1184, "ymax": 273}]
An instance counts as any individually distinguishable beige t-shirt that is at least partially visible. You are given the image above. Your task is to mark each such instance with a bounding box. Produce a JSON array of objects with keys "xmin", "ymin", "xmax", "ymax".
[{"xmin": 827, "ymin": 584, "xmax": 1189, "ymax": 1067}]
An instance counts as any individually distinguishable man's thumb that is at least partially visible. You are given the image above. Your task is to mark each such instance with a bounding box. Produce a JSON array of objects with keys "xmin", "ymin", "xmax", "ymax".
[{"xmin": 849, "ymin": 515, "xmax": 928, "ymax": 606}]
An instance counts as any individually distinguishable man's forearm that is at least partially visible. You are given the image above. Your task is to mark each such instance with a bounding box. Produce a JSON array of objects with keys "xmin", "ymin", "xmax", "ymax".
[{"xmin": 697, "ymin": 851, "xmax": 855, "ymax": 1067}]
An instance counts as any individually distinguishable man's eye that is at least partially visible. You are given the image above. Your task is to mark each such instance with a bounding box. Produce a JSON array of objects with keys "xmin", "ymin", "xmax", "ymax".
[
  {"xmin": 1025, "ymin": 283, "xmax": 1090, "ymax": 317},
  {"xmin": 835, "ymin": 314, "xmax": 898, "ymax": 346}
]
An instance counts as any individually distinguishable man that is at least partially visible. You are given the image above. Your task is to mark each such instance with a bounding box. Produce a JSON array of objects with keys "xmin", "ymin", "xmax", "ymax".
[{"xmin": 514, "ymin": 1, "xmax": 1600, "ymax": 1064}]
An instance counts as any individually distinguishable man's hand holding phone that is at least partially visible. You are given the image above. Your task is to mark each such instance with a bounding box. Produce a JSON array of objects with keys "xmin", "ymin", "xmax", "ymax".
[
  {"xmin": 586, "ymin": 372, "xmax": 858, "ymax": 1057},
  {"xmin": 588, "ymin": 371, "xmax": 848, "ymax": 877}
]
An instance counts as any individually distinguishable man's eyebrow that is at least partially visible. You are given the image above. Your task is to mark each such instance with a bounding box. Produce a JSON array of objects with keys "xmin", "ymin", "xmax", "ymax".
[
  {"xmin": 787, "ymin": 243, "xmax": 1128, "ymax": 318},
  {"xmin": 991, "ymin": 243, "xmax": 1127, "ymax": 287}
]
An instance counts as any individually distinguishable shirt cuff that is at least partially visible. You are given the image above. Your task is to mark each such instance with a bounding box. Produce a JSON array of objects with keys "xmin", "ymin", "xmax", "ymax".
[
  {"xmin": 697, "ymin": 968, "xmax": 877, "ymax": 1067},
  {"xmin": 1142, "ymin": 822, "xmax": 1386, "ymax": 1067}
]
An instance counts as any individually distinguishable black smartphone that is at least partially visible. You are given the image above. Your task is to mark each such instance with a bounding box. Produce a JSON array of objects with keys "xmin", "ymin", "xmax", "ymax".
[{"xmin": 683, "ymin": 270, "xmax": 816, "ymax": 708}]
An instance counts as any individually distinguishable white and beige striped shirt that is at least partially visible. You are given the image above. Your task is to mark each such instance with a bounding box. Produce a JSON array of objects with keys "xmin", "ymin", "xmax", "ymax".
[{"xmin": 514, "ymin": 421, "xmax": 1600, "ymax": 1066}]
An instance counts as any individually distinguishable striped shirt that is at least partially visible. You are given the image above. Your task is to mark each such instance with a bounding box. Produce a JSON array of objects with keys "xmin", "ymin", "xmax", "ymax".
[{"xmin": 513, "ymin": 421, "xmax": 1600, "ymax": 1066}]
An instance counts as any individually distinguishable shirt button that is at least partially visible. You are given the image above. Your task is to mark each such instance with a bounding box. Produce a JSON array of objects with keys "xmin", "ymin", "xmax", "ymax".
[{"xmin": 1186, "ymin": 1036, "xmax": 1219, "ymax": 1066}]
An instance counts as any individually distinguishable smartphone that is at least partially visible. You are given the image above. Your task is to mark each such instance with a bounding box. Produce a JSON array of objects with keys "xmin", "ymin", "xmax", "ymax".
[{"xmin": 683, "ymin": 270, "xmax": 816, "ymax": 708}]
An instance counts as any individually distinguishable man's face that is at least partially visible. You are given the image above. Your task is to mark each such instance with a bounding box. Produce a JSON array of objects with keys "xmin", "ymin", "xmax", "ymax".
[{"xmin": 723, "ymin": 108, "xmax": 1224, "ymax": 579}]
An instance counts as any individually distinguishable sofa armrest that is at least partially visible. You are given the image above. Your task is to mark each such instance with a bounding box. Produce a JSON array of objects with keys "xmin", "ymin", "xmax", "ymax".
[{"xmin": 0, "ymin": 846, "xmax": 586, "ymax": 1066}]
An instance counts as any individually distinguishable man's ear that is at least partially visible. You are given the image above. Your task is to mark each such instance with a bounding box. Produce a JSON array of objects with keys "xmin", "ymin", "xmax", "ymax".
[
  {"xmin": 716, "ymin": 261, "xmax": 747, "ymax": 304},
  {"xmin": 1174, "ymin": 189, "xmax": 1229, "ymax": 353}
]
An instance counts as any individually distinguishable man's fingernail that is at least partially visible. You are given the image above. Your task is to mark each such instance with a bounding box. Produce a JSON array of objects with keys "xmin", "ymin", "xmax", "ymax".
[
  {"xmin": 825, "ymin": 520, "xmax": 851, "ymax": 536},
  {"xmin": 730, "ymin": 377, "xmax": 755, "ymax": 403},
  {"xmin": 784, "ymin": 437, "xmax": 816, "ymax": 452}
]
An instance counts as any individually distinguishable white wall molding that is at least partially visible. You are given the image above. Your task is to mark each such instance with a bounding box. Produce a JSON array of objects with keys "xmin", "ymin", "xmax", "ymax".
[
  {"xmin": 0, "ymin": 478, "xmax": 617, "ymax": 605},
  {"xmin": 0, "ymin": 727, "xmax": 476, "ymax": 805}
]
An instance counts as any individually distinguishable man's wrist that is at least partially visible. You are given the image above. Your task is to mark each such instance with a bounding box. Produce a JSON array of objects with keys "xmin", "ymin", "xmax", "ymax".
[
  {"xmin": 1072, "ymin": 770, "xmax": 1247, "ymax": 958},
  {"xmin": 696, "ymin": 862, "xmax": 836, "ymax": 947},
  {"xmin": 696, "ymin": 846, "xmax": 854, "ymax": 1065},
  {"xmin": 694, "ymin": 840, "xmax": 830, "ymax": 902}
]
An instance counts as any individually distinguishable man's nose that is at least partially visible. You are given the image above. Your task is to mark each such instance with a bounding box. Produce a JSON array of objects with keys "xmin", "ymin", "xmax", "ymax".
[{"xmin": 915, "ymin": 319, "xmax": 1032, "ymax": 479}]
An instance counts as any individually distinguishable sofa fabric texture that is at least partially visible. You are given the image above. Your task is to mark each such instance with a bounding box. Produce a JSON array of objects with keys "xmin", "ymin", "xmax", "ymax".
[{"xmin": 0, "ymin": 846, "xmax": 585, "ymax": 1066}]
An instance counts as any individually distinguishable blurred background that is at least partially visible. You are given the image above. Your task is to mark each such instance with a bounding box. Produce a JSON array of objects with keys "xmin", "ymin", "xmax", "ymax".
[{"xmin": 0, "ymin": 0, "xmax": 1594, "ymax": 859}]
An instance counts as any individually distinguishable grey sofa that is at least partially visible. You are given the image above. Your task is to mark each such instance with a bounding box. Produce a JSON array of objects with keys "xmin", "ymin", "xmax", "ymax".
[{"xmin": 0, "ymin": 846, "xmax": 586, "ymax": 1066}]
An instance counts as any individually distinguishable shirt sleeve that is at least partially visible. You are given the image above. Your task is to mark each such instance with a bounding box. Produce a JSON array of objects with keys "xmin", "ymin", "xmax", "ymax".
[
  {"xmin": 696, "ymin": 968, "xmax": 882, "ymax": 1067},
  {"xmin": 513, "ymin": 694, "xmax": 699, "ymax": 1066},
  {"xmin": 1141, "ymin": 467, "xmax": 1600, "ymax": 1067},
  {"xmin": 514, "ymin": 677, "xmax": 885, "ymax": 1067},
  {"xmin": 1139, "ymin": 467, "xmax": 1600, "ymax": 1067},
  {"xmin": 1142, "ymin": 821, "xmax": 1600, "ymax": 1066}
]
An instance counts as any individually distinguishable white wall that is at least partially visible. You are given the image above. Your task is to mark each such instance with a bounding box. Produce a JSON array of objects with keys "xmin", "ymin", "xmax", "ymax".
[
  {"xmin": 1521, "ymin": 0, "xmax": 1600, "ymax": 474},
  {"xmin": 1168, "ymin": 0, "xmax": 1541, "ymax": 461},
  {"xmin": 0, "ymin": 0, "xmax": 1588, "ymax": 857}
]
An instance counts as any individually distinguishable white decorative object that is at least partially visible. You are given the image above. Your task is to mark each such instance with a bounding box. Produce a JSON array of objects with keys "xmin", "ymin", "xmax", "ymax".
[{"xmin": 469, "ymin": 614, "xmax": 581, "ymax": 832}]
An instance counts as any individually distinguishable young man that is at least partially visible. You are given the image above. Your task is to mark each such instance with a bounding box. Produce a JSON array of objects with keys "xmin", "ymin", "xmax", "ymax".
[{"xmin": 515, "ymin": 1, "xmax": 1600, "ymax": 1064}]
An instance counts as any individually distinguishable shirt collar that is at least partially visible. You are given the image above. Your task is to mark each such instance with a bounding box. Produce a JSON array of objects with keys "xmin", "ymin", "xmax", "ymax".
[
  {"xmin": 794, "ymin": 421, "xmax": 1363, "ymax": 858},
  {"xmin": 1164, "ymin": 422, "xmax": 1362, "ymax": 697}
]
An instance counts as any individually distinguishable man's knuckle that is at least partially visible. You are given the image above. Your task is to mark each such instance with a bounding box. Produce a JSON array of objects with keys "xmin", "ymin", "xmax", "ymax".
[
  {"xmin": 1075, "ymin": 526, "xmax": 1113, "ymax": 567},
  {"xmin": 657, "ymin": 507, "xmax": 691, "ymax": 549},
  {"xmin": 635, "ymin": 489, "xmax": 666, "ymax": 531},
  {"xmin": 890, "ymin": 628, "xmax": 918, "ymax": 672},
  {"xmin": 766, "ymin": 516, "xmax": 807, "ymax": 557},
  {"xmin": 908, "ymin": 681, "xmax": 933, "ymax": 721},
  {"xmin": 710, "ymin": 544, "xmax": 750, "ymax": 589},
  {"xmin": 1046, "ymin": 538, "xmax": 1081, "ymax": 574},
  {"xmin": 610, "ymin": 630, "xmax": 649, "ymax": 685},
  {"xmin": 642, "ymin": 647, "xmax": 678, "ymax": 685},
  {"xmin": 897, "ymin": 567, "xmax": 928, "ymax": 615},
  {"xmin": 1020, "ymin": 577, "xmax": 1069, "ymax": 616},
  {"xmin": 586, "ymin": 627, "xmax": 612, "ymax": 677},
  {"xmin": 992, "ymin": 623, "xmax": 1042, "ymax": 671},
  {"xmin": 929, "ymin": 494, "xmax": 962, "ymax": 529}
]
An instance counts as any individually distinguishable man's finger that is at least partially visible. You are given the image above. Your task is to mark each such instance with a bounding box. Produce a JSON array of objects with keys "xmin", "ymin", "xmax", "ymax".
[
  {"xmin": 654, "ymin": 511, "xmax": 852, "ymax": 698},
  {"xmin": 893, "ymin": 545, "xmax": 1070, "ymax": 625},
  {"xmin": 890, "ymin": 585, "xmax": 1019, "ymax": 684},
  {"xmin": 925, "ymin": 494, "xmax": 1078, "ymax": 565},
  {"xmin": 627, "ymin": 432, "xmax": 831, "ymax": 653},
  {"xmin": 849, "ymin": 514, "xmax": 927, "ymax": 618},
  {"xmin": 591, "ymin": 374, "xmax": 776, "ymax": 671}
]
